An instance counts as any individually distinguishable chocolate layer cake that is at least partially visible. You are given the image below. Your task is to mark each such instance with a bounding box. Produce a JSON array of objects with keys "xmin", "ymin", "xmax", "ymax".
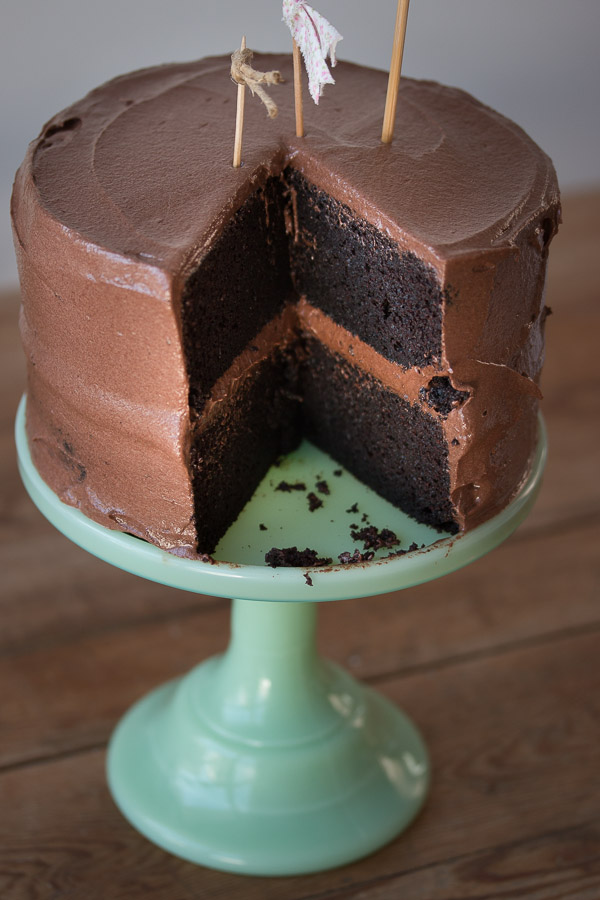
[{"xmin": 11, "ymin": 54, "xmax": 560, "ymax": 557}]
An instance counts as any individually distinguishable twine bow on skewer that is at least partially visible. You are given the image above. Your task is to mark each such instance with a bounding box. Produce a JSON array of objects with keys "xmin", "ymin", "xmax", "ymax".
[
  {"xmin": 231, "ymin": 38, "xmax": 284, "ymax": 168},
  {"xmin": 230, "ymin": 46, "xmax": 284, "ymax": 119}
]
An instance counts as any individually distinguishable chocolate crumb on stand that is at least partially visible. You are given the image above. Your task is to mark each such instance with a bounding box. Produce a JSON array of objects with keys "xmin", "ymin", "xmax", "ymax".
[
  {"xmin": 265, "ymin": 547, "xmax": 332, "ymax": 567},
  {"xmin": 316, "ymin": 480, "xmax": 330, "ymax": 495},
  {"xmin": 275, "ymin": 480, "xmax": 306, "ymax": 492},
  {"xmin": 350, "ymin": 525, "xmax": 401, "ymax": 551},
  {"xmin": 198, "ymin": 553, "xmax": 217, "ymax": 564},
  {"xmin": 385, "ymin": 541, "xmax": 425, "ymax": 558},
  {"xmin": 338, "ymin": 549, "xmax": 375, "ymax": 564},
  {"xmin": 307, "ymin": 492, "xmax": 323, "ymax": 511}
]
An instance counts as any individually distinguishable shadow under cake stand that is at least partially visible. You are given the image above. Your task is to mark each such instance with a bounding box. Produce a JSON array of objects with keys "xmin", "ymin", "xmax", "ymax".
[{"xmin": 15, "ymin": 396, "xmax": 547, "ymax": 876}]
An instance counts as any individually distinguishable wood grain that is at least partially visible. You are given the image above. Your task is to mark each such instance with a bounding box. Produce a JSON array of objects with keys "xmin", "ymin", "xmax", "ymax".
[
  {"xmin": 313, "ymin": 821, "xmax": 600, "ymax": 899},
  {"xmin": 1, "ymin": 190, "xmax": 599, "ymax": 898}
]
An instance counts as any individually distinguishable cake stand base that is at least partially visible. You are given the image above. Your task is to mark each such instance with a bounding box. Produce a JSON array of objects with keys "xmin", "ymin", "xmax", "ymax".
[{"xmin": 107, "ymin": 598, "xmax": 428, "ymax": 875}]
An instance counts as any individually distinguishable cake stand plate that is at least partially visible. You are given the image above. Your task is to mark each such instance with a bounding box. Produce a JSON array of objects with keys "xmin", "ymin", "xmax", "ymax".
[{"xmin": 15, "ymin": 396, "xmax": 547, "ymax": 875}]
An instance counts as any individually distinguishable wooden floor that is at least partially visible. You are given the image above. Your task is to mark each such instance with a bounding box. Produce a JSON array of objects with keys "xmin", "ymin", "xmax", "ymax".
[{"xmin": 1, "ymin": 192, "xmax": 599, "ymax": 899}]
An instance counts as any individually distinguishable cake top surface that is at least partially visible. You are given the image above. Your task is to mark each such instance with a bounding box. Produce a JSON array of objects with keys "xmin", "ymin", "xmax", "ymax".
[{"xmin": 19, "ymin": 53, "xmax": 558, "ymax": 277}]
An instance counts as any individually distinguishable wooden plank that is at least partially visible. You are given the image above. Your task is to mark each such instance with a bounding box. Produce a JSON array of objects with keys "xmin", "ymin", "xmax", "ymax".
[
  {"xmin": 1, "ymin": 628, "xmax": 599, "ymax": 899},
  {"xmin": 1, "ymin": 516, "xmax": 598, "ymax": 770},
  {"xmin": 544, "ymin": 190, "xmax": 600, "ymax": 317},
  {"xmin": 523, "ymin": 233, "xmax": 600, "ymax": 532},
  {"xmin": 523, "ymin": 361, "xmax": 600, "ymax": 533},
  {"xmin": 309, "ymin": 820, "xmax": 600, "ymax": 899},
  {"xmin": 0, "ymin": 292, "xmax": 25, "ymax": 433},
  {"xmin": 326, "ymin": 516, "xmax": 600, "ymax": 684},
  {"xmin": 0, "ymin": 520, "xmax": 224, "ymax": 656}
]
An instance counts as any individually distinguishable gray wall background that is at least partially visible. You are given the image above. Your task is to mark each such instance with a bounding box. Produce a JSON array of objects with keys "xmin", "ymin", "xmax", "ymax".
[{"xmin": 2, "ymin": 0, "xmax": 599, "ymax": 288}]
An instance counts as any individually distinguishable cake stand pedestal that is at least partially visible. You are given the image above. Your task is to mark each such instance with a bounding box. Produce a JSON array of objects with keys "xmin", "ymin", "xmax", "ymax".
[{"xmin": 15, "ymin": 396, "xmax": 546, "ymax": 876}]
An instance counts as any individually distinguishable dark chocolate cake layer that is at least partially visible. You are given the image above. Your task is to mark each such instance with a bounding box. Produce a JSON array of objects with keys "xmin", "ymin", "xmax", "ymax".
[
  {"xmin": 285, "ymin": 169, "xmax": 444, "ymax": 369},
  {"xmin": 191, "ymin": 350, "xmax": 302, "ymax": 553},
  {"xmin": 182, "ymin": 176, "xmax": 293, "ymax": 409},
  {"xmin": 300, "ymin": 339, "xmax": 458, "ymax": 533}
]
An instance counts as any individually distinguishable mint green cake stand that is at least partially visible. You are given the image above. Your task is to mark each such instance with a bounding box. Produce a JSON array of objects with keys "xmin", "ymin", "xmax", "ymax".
[{"xmin": 15, "ymin": 396, "xmax": 546, "ymax": 876}]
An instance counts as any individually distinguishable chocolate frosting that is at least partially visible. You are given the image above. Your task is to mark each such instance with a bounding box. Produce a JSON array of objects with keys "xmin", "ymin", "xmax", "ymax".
[{"xmin": 12, "ymin": 54, "xmax": 560, "ymax": 553}]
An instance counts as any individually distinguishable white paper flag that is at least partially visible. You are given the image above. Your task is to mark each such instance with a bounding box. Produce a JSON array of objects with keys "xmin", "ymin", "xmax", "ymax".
[{"xmin": 282, "ymin": 1, "xmax": 343, "ymax": 104}]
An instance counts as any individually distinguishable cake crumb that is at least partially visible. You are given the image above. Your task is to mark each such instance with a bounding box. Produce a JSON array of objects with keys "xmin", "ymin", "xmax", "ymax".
[
  {"xmin": 198, "ymin": 553, "xmax": 217, "ymax": 564},
  {"xmin": 333, "ymin": 469, "xmax": 343, "ymax": 477},
  {"xmin": 259, "ymin": 523, "xmax": 267, "ymax": 531},
  {"xmin": 338, "ymin": 549, "xmax": 375, "ymax": 564},
  {"xmin": 351, "ymin": 525, "xmax": 400, "ymax": 551},
  {"xmin": 275, "ymin": 480, "xmax": 306, "ymax": 492},
  {"xmin": 346, "ymin": 502, "xmax": 359, "ymax": 514},
  {"xmin": 385, "ymin": 541, "xmax": 424, "ymax": 559},
  {"xmin": 265, "ymin": 547, "xmax": 332, "ymax": 568},
  {"xmin": 316, "ymin": 480, "xmax": 330, "ymax": 495},
  {"xmin": 304, "ymin": 572, "xmax": 313, "ymax": 586},
  {"xmin": 307, "ymin": 492, "xmax": 323, "ymax": 511}
]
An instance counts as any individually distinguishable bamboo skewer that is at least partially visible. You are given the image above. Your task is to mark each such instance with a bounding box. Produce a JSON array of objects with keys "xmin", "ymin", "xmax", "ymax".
[
  {"xmin": 381, "ymin": 0, "xmax": 410, "ymax": 144},
  {"xmin": 233, "ymin": 36, "xmax": 247, "ymax": 167},
  {"xmin": 292, "ymin": 39, "xmax": 305, "ymax": 138}
]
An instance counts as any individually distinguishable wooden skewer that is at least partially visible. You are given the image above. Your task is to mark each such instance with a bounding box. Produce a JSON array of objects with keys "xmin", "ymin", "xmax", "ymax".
[
  {"xmin": 233, "ymin": 35, "xmax": 247, "ymax": 167},
  {"xmin": 381, "ymin": 0, "xmax": 410, "ymax": 144},
  {"xmin": 292, "ymin": 39, "xmax": 305, "ymax": 138}
]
